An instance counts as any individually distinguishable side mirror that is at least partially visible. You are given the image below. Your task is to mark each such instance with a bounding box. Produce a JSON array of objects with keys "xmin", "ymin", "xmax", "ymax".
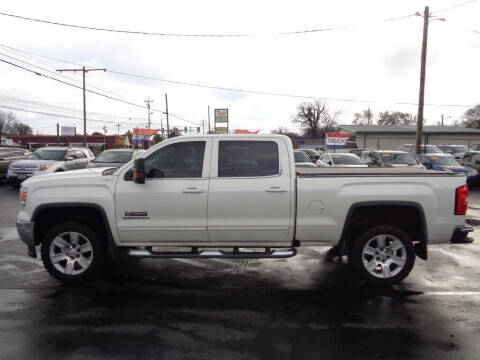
[
  {"xmin": 65, "ymin": 156, "xmax": 74, "ymax": 161},
  {"xmin": 133, "ymin": 158, "xmax": 145, "ymax": 184}
]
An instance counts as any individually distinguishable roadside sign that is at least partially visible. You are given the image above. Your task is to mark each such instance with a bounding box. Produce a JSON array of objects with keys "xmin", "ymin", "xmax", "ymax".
[
  {"xmin": 5, "ymin": 138, "xmax": 13, "ymax": 145},
  {"xmin": 214, "ymin": 108, "xmax": 228, "ymax": 134},
  {"xmin": 325, "ymin": 133, "xmax": 350, "ymax": 150},
  {"xmin": 61, "ymin": 126, "xmax": 76, "ymax": 136}
]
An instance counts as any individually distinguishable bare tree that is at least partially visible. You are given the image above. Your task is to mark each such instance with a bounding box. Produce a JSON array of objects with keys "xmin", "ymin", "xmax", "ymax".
[
  {"xmin": 292, "ymin": 101, "xmax": 337, "ymax": 138},
  {"xmin": 10, "ymin": 122, "xmax": 33, "ymax": 135},
  {"xmin": 353, "ymin": 107, "xmax": 375, "ymax": 125},
  {"xmin": 271, "ymin": 126, "xmax": 299, "ymax": 139},
  {"xmin": 377, "ymin": 111, "xmax": 416, "ymax": 126},
  {"xmin": 462, "ymin": 104, "xmax": 480, "ymax": 128}
]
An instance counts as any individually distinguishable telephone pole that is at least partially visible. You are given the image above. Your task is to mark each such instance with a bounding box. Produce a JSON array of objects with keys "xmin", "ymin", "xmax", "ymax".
[
  {"xmin": 207, "ymin": 106, "xmax": 211, "ymax": 134},
  {"xmin": 144, "ymin": 97, "xmax": 154, "ymax": 129},
  {"xmin": 415, "ymin": 6, "xmax": 429, "ymax": 155},
  {"xmin": 165, "ymin": 93, "xmax": 170, "ymax": 139},
  {"xmin": 57, "ymin": 66, "xmax": 106, "ymax": 147},
  {"xmin": 415, "ymin": 7, "xmax": 445, "ymax": 154},
  {"xmin": 115, "ymin": 124, "xmax": 121, "ymax": 135}
]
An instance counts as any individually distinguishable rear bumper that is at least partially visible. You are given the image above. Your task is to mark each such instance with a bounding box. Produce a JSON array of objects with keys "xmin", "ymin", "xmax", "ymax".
[
  {"xmin": 16, "ymin": 220, "xmax": 37, "ymax": 258},
  {"xmin": 450, "ymin": 226, "xmax": 474, "ymax": 243}
]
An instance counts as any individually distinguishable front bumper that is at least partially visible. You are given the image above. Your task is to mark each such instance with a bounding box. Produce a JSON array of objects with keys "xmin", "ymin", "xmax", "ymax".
[
  {"xmin": 450, "ymin": 226, "xmax": 474, "ymax": 244},
  {"xmin": 16, "ymin": 220, "xmax": 36, "ymax": 258}
]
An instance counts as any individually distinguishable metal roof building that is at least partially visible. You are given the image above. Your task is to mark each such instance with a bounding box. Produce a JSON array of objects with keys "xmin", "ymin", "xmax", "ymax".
[{"xmin": 339, "ymin": 125, "xmax": 480, "ymax": 150}]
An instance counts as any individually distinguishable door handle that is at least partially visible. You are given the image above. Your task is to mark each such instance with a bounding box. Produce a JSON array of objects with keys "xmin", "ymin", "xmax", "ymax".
[
  {"xmin": 266, "ymin": 186, "xmax": 287, "ymax": 193},
  {"xmin": 182, "ymin": 187, "xmax": 203, "ymax": 193}
]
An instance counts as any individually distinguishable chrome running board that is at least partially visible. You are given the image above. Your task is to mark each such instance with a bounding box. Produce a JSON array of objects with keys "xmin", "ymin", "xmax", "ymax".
[{"xmin": 126, "ymin": 247, "xmax": 297, "ymax": 259}]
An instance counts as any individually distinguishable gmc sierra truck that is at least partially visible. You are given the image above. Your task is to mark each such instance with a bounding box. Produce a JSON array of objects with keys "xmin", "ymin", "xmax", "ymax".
[{"xmin": 16, "ymin": 135, "xmax": 472, "ymax": 285}]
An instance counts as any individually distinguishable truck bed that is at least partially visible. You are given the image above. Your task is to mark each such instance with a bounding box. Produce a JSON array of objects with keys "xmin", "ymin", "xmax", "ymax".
[{"xmin": 296, "ymin": 167, "xmax": 457, "ymax": 177}]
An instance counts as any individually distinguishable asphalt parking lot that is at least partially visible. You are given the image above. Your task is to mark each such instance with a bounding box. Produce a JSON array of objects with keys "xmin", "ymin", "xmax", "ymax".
[{"xmin": 1, "ymin": 182, "xmax": 480, "ymax": 359}]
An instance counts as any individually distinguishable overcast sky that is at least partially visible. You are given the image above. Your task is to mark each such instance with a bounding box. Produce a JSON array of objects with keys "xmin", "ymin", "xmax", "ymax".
[{"xmin": 0, "ymin": 0, "xmax": 479, "ymax": 135}]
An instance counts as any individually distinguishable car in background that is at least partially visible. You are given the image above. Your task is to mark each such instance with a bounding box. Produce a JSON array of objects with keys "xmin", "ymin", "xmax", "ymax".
[
  {"xmin": 437, "ymin": 144, "xmax": 468, "ymax": 160},
  {"xmin": 461, "ymin": 151, "xmax": 480, "ymax": 182},
  {"xmin": 398, "ymin": 144, "xmax": 443, "ymax": 154},
  {"xmin": 470, "ymin": 144, "xmax": 480, "ymax": 151},
  {"xmin": 7, "ymin": 147, "xmax": 92, "ymax": 187},
  {"xmin": 416, "ymin": 153, "xmax": 478, "ymax": 187},
  {"xmin": 294, "ymin": 150, "xmax": 316, "ymax": 168},
  {"xmin": 362, "ymin": 150, "xmax": 423, "ymax": 168},
  {"xmin": 0, "ymin": 147, "xmax": 30, "ymax": 179},
  {"xmin": 88, "ymin": 149, "xmax": 135, "ymax": 168},
  {"xmin": 297, "ymin": 148, "xmax": 320, "ymax": 162},
  {"xmin": 317, "ymin": 152, "xmax": 367, "ymax": 167}
]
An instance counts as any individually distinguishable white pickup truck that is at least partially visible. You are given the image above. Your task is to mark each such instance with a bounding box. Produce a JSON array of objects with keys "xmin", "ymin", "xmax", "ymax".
[{"xmin": 16, "ymin": 135, "xmax": 472, "ymax": 285}]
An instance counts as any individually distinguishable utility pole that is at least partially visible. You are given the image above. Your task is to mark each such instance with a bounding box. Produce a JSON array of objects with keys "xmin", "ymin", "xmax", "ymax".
[
  {"xmin": 202, "ymin": 119, "xmax": 205, "ymax": 134},
  {"xmin": 144, "ymin": 97, "xmax": 154, "ymax": 129},
  {"xmin": 56, "ymin": 123, "xmax": 60, "ymax": 145},
  {"xmin": 102, "ymin": 126, "xmax": 107, "ymax": 150},
  {"xmin": 57, "ymin": 66, "xmax": 106, "ymax": 147},
  {"xmin": 441, "ymin": 114, "xmax": 444, "ymax": 126},
  {"xmin": 165, "ymin": 93, "xmax": 170, "ymax": 139},
  {"xmin": 415, "ymin": 6, "xmax": 429, "ymax": 155},
  {"xmin": 115, "ymin": 124, "xmax": 121, "ymax": 135},
  {"xmin": 207, "ymin": 106, "xmax": 211, "ymax": 134}
]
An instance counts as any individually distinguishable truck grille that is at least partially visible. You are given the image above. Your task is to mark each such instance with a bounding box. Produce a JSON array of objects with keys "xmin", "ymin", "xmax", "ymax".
[{"xmin": 12, "ymin": 166, "xmax": 37, "ymax": 176}]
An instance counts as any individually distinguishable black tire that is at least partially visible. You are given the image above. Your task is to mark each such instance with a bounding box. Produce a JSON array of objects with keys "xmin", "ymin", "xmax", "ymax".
[
  {"xmin": 351, "ymin": 225, "xmax": 415, "ymax": 286},
  {"xmin": 41, "ymin": 222, "xmax": 105, "ymax": 283}
]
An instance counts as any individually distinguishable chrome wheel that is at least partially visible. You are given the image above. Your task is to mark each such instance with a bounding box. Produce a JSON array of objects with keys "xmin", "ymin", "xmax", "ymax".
[
  {"xmin": 49, "ymin": 231, "xmax": 93, "ymax": 275},
  {"xmin": 361, "ymin": 234, "xmax": 407, "ymax": 279}
]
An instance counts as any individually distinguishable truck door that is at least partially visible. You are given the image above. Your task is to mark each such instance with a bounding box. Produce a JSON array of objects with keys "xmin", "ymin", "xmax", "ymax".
[
  {"xmin": 207, "ymin": 138, "xmax": 293, "ymax": 245},
  {"xmin": 115, "ymin": 139, "xmax": 211, "ymax": 244}
]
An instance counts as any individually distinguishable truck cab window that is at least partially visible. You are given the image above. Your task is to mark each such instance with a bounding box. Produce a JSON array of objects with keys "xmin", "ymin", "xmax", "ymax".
[
  {"xmin": 218, "ymin": 141, "xmax": 279, "ymax": 177},
  {"xmin": 145, "ymin": 141, "xmax": 206, "ymax": 178}
]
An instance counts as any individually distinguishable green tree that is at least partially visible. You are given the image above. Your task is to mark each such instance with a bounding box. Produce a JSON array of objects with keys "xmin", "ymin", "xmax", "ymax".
[{"xmin": 152, "ymin": 134, "xmax": 163, "ymax": 143}]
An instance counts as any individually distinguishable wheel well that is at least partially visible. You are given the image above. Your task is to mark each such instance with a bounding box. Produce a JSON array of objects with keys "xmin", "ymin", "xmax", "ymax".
[
  {"xmin": 343, "ymin": 205, "xmax": 425, "ymax": 255},
  {"xmin": 33, "ymin": 206, "xmax": 109, "ymax": 247}
]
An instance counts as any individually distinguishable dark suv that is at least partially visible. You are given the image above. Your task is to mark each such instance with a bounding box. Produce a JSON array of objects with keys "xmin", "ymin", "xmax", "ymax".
[{"xmin": 0, "ymin": 147, "xmax": 30, "ymax": 179}]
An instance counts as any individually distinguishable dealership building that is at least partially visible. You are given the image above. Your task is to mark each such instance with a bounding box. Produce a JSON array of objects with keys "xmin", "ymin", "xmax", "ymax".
[
  {"xmin": 4, "ymin": 135, "xmax": 129, "ymax": 153},
  {"xmin": 339, "ymin": 125, "xmax": 480, "ymax": 150}
]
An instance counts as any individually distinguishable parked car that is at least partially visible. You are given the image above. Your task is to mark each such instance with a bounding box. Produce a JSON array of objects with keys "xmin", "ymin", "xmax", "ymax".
[
  {"xmin": 7, "ymin": 147, "xmax": 93, "ymax": 187},
  {"xmin": 398, "ymin": 144, "xmax": 443, "ymax": 154},
  {"xmin": 317, "ymin": 152, "xmax": 367, "ymax": 167},
  {"xmin": 16, "ymin": 134, "xmax": 471, "ymax": 286},
  {"xmin": 294, "ymin": 150, "xmax": 316, "ymax": 168},
  {"xmin": 416, "ymin": 153, "xmax": 478, "ymax": 187},
  {"xmin": 0, "ymin": 147, "xmax": 30, "ymax": 179},
  {"xmin": 460, "ymin": 151, "xmax": 480, "ymax": 183},
  {"xmin": 436, "ymin": 144, "xmax": 468, "ymax": 160},
  {"xmin": 362, "ymin": 150, "xmax": 422, "ymax": 168},
  {"xmin": 470, "ymin": 144, "xmax": 480, "ymax": 151},
  {"xmin": 88, "ymin": 149, "xmax": 135, "ymax": 168},
  {"xmin": 297, "ymin": 148, "xmax": 320, "ymax": 162}
]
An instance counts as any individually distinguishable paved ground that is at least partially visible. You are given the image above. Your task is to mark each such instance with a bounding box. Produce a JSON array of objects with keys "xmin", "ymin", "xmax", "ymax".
[{"xmin": 1, "ymin": 181, "xmax": 480, "ymax": 359}]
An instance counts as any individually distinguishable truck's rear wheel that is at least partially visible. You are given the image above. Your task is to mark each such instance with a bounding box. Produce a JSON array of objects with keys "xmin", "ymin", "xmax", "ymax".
[
  {"xmin": 351, "ymin": 225, "xmax": 415, "ymax": 286},
  {"xmin": 41, "ymin": 222, "xmax": 105, "ymax": 283}
]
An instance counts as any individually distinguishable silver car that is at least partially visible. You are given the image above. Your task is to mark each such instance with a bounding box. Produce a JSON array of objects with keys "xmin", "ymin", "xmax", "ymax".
[
  {"xmin": 7, "ymin": 147, "xmax": 93, "ymax": 187},
  {"xmin": 294, "ymin": 150, "xmax": 316, "ymax": 168},
  {"xmin": 317, "ymin": 152, "xmax": 368, "ymax": 167}
]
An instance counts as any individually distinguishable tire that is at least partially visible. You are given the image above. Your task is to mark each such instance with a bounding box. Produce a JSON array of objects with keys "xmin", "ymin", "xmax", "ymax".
[
  {"xmin": 41, "ymin": 222, "xmax": 105, "ymax": 283},
  {"xmin": 351, "ymin": 225, "xmax": 415, "ymax": 286}
]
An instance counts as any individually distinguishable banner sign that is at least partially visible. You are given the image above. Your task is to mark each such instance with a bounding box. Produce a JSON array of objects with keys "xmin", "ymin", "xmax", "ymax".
[
  {"xmin": 234, "ymin": 130, "xmax": 260, "ymax": 134},
  {"xmin": 61, "ymin": 126, "xmax": 76, "ymax": 136},
  {"xmin": 325, "ymin": 133, "xmax": 350, "ymax": 149},
  {"xmin": 132, "ymin": 128, "xmax": 159, "ymax": 145}
]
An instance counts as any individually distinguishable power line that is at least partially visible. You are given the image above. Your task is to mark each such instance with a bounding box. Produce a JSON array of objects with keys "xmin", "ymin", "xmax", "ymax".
[
  {"xmin": 0, "ymin": 11, "xmax": 417, "ymax": 38},
  {"xmin": 0, "ymin": 42, "xmax": 475, "ymax": 109},
  {"xmin": 431, "ymin": 0, "xmax": 478, "ymax": 13}
]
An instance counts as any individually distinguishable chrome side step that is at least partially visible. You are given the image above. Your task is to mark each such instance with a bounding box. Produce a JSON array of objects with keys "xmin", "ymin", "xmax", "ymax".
[{"xmin": 126, "ymin": 247, "xmax": 297, "ymax": 259}]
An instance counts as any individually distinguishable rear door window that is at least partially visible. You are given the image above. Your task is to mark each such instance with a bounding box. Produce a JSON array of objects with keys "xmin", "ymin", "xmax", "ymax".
[{"xmin": 218, "ymin": 141, "xmax": 279, "ymax": 177}]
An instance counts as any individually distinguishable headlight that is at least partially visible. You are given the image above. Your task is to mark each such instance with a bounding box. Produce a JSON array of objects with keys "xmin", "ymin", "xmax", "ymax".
[
  {"xmin": 20, "ymin": 187, "xmax": 27, "ymax": 208},
  {"xmin": 39, "ymin": 164, "xmax": 53, "ymax": 171}
]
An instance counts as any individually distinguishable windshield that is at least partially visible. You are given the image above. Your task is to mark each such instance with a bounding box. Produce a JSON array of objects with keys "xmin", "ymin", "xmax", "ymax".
[
  {"xmin": 331, "ymin": 154, "xmax": 364, "ymax": 165},
  {"xmin": 423, "ymin": 145, "xmax": 442, "ymax": 154},
  {"xmin": 429, "ymin": 156, "xmax": 460, "ymax": 166},
  {"xmin": 27, "ymin": 149, "xmax": 66, "ymax": 161},
  {"xmin": 95, "ymin": 151, "xmax": 133, "ymax": 163},
  {"xmin": 294, "ymin": 151, "xmax": 311, "ymax": 163},
  {"xmin": 380, "ymin": 153, "xmax": 417, "ymax": 165},
  {"xmin": 0, "ymin": 150, "xmax": 10, "ymax": 158},
  {"xmin": 449, "ymin": 145, "xmax": 468, "ymax": 153}
]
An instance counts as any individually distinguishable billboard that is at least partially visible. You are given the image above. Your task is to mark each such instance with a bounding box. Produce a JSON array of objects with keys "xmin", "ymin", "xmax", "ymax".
[
  {"xmin": 325, "ymin": 133, "xmax": 350, "ymax": 149},
  {"xmin": 61, "ymin": 126, "xmax": 76, "ymax": 136},
  {"xmin": 214, "ymin": 108, "xmax": 228, "ymax": 134}
]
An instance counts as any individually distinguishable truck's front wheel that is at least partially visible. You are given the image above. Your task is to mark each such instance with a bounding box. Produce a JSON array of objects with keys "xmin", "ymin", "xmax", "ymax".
[
  {"xmin": 351, "ymin": 225, "xmax": 415, "ymax": 286},
  {"xmin": 41, "ymin": 222, "xmax": 105, "ymax": 283}
]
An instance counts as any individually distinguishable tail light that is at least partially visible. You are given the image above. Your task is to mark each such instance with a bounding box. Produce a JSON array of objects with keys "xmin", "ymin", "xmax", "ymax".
[{"xmin": 455, "ymin": 185, "xmax": 468, "ymax": 215}]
